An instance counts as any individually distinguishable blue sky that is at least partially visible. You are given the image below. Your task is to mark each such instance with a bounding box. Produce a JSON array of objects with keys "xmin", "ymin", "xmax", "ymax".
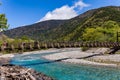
[{"xmin": 0, "ymin": 0, "xmax": 120, "ymax": 29}]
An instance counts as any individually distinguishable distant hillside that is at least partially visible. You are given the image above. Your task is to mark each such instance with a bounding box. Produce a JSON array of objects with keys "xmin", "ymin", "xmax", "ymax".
[
  {"xmin": 3, "ymin": 20, "xmax": 67, "ymax": 41},
  {"xmin": 3, "ymin": 6, "xmax": 120, "ymax": 42}
]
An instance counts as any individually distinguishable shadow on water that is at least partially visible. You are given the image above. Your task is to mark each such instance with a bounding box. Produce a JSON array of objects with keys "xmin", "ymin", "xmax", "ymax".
[
  {"xmin": 15, "ymin": 58, "xmax": 70, "ymax": 66},
  {"xmin": 11, "ymin": 49, "xmax": 81, "ymax": 66},
  {"xmin": 16, "ymin": 54, "xmax": 102, "ymax": 66},
  {"xmin": 13, "ymin": 53, "xmax": 104, "ymax": 66},
  {"xmin": 12, "ymin": 49, "xmax": 105, "ymax": 67},
  {"xmin": 76, "ymin": 53, "xmax": 103, "ymax": 59}
]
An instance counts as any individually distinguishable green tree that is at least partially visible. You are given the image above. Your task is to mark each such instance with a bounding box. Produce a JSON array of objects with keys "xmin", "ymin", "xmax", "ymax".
[
  {"xmin": 82, "ymin": 28, "xmax": 106, "ymax": 41},
  {"xmin": 0, "ymin": 3, "xmax": 8, "ymax": 32},
  {"xmin": 21, "ymin": 36, "xmax": 30, "ymax": 41},
  {"xmin": 82, "ymin": 21, "xmax": 120, "ymax": 42},
  {"xmin": 103, "ymin": 20, "xmax": 119, "ymax": 29},
  {"xmin": 0, "ymin": 14, "xmax": 8, "ymax": 32}
]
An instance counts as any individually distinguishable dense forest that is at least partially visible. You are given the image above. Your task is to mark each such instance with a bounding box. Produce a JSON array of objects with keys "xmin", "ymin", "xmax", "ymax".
[{"xmin": 3, "ymin": 6, "xmax": 120, "ymax": 42}]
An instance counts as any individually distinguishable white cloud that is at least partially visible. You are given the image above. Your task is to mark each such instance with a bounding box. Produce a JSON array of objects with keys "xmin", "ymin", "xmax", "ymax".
[
  {"xmin": 73, "ymin": 0, "xmax": 90, "ymax": 10},
  {"xmin": 40, "ymin": 5, "xmax": 77, "ymax": 21},
  {"xmin": 39, "ymin": 0, "xmax": 90, "ymax": 22}
]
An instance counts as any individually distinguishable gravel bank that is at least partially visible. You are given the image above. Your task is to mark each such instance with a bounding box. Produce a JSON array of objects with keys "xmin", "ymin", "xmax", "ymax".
[{"xmin": 43, "ymin": 48, "xmax": 120, "ymax": 67}]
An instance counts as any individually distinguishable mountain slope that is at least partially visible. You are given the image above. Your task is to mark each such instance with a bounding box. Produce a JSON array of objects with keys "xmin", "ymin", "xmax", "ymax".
[
  {"xmin": 3, "ymin": 6, "xmax": 120, "ymax": 42},
  {"xmin": 60, "ymin": 6, "xmax": 120, "ymax": 41},
  {"xmin": 3, "ymin": 20, "xmax": 66, "ymax": 41}
]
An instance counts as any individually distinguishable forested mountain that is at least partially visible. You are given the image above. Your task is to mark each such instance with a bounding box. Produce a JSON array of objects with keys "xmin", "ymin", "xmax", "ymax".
[
  {"xmin": 3, "ymin": 20, "xmax": 67, "ymax": 41},
  {"xmin": 3, "ymin": 6, "xmax": 120, "ymax": 42}
]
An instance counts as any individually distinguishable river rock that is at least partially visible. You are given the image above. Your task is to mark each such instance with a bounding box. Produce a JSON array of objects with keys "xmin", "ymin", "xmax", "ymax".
[{"xmin": 0, "ymin": 64, "xmax": 54, "ymax": 80}]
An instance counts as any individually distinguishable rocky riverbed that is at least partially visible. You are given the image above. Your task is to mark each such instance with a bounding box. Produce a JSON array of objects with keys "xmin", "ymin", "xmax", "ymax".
[{"xmin": 0, "ymin": 64, "xmax": 53, "ymax": 80}]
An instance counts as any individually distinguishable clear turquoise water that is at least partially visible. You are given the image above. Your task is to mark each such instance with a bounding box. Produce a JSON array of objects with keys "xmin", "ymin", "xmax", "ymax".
[{"xmin": 11, "ymin": 51, "xmax": 120, "ymax": 80}]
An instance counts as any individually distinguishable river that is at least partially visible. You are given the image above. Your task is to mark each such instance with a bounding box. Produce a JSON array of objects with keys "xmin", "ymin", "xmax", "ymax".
[{"xmin": 10, "ymin": 49, "xmax": 120, "ymax": 80}]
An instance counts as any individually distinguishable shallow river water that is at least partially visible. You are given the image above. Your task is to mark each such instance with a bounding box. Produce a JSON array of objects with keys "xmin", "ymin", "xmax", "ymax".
[{"xmin": 10, "ymin": 50, "xmax": 120, "ymax": 80}]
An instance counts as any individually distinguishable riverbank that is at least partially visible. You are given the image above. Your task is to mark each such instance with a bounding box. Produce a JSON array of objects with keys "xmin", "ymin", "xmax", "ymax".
[
  {"xmin": 1, "ymin": 48, "xmax": 120, "ymax": 67},
  {"xmin": 0, "ymin": 48, "xmax": 57, "ymax": 64},
  {"xmin": 42, "ymin": 48, "xmax": 120, "ymax": 67},
  {"xmin": 0, "ymin": 54, "xmax": 14, "ymax": 64},
  {"xmin": 0, "ymin": 64, "xmax": 53, "ymax": 80}
]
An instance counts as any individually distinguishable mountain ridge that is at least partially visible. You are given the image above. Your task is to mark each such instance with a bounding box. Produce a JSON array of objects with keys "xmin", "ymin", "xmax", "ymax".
[{"xmin": 3, "ymin": 6, "xmax": 120, "ymax": 42}]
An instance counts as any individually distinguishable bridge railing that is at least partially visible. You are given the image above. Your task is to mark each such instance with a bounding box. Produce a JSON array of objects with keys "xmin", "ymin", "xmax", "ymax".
[{"xmin": 0, "ymin": 41, "xmax": 120, "ymax": 53}]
